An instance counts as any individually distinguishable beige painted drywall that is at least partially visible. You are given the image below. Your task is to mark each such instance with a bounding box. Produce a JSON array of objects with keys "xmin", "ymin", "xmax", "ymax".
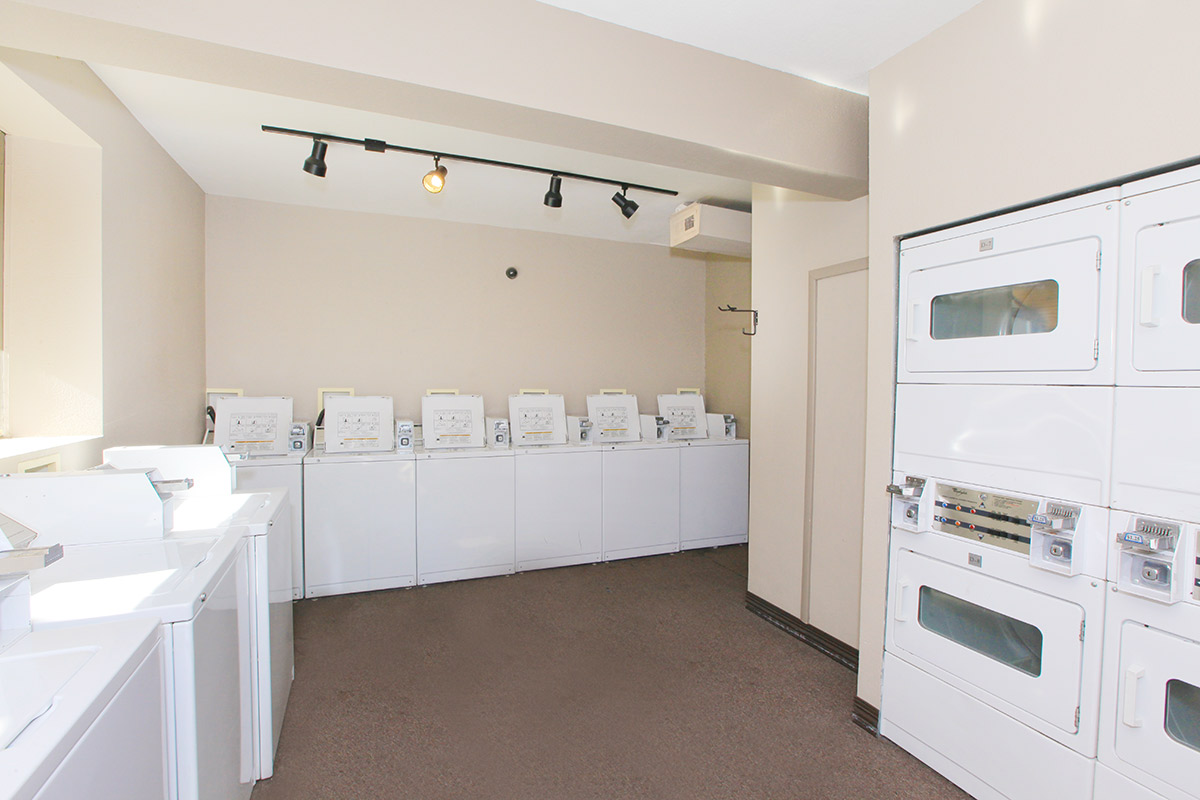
[
  {"xmin": 859, "ymin": 0, "xmax": 1200, "ymax": 708},
  {"xmin": 747, "ymin": 188, "xmax": 867, "ymax": 617},
  {"xmin": 704, "ymin": 256, "xmax": 751, "ymax": 437},
  {"xmin": 3, "ymin": 135, "xmax": 102, "ymax": 436},
  {"xmin": 0, "ymin": 0, "xmax": 867, "ymax": 198},
  {"xmin": 206, "ymin": 196, "xmax": 707, "ymax": 421},
  {"xmin": 0, "ymin": 48, "xmax": 206, "ymax": 470}
]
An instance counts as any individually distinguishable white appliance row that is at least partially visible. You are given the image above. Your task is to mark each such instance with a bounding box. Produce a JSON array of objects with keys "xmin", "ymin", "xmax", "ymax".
[
  {"xmin": 884, "ymin": 161, "xmax": 1200, "ymax": 800},
  {"xmin": 0, "ymin": 450, "xmax": 295, "ymax": 800},
  {"xmin": 300, "ymin": 439, "xmax": 749, "ymax": 599}
]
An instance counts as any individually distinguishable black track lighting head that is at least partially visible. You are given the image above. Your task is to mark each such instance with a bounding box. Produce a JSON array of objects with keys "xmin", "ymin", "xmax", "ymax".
[
  {"xmin": 612, "ymin": 186, "xmax": 638, "ymax": 219},
  {"xmin": 422, "ymin": 157, "xmax": 447, "ymax": 193},
  {"xmin": 302, "ymin": 139, "xmax": 328, "ymax": 177},
  {"xmin": 544, "ymin": 174, "xmax": 563, "ymax": 208}
]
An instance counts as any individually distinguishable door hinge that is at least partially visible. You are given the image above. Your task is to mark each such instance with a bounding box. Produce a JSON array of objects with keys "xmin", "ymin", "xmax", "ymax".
[
  {"xmin": 1094, "ymin": 340, "xmax": 1100, "ymax": 361},
  {"xmin": 1074, "ymin": 706, "xmax": 1081, "ymax": 728},
  {"xmin": 1080, "ymin": 620, "xmax": 1086, "ymax": 641},
  {"xmin": 1096, "ymin": 250, "xmax": 1102, "ymax": 270}
]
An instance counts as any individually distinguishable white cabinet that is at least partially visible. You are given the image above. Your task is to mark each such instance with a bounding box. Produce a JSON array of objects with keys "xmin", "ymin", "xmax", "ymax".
[
  {"xmin": 302, "ymin": 450, "xmax": 416, "ymax": 598},
  {"xmin": 601, "ymin": 443, "xmax": 680, "ymax": 561},
  {"xmin": 514, "ymin": 446, "xmax": 601, "ymax": 571},
  {"xmin": 679, "ymin": 440, "xmax": 748, "ymax": 550},
  {"xmin": 416, "ymin": 450, "xmax": 515, "ymax": 585}
]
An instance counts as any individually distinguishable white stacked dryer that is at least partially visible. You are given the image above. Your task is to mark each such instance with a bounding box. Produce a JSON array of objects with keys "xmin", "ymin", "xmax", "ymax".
[
  {"xmin": 882, "ymin": 188, "xmax": 1122, "ymax": 800},
  {"xmin": 1093, "ymin": 165, "xmax": 1200, "ymax": 800}
]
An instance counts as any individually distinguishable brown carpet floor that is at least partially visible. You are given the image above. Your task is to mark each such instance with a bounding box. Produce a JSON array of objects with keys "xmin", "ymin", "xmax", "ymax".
[{"xmin": 252, "ymin": 546, "xmax": 969, "ymax": 800}]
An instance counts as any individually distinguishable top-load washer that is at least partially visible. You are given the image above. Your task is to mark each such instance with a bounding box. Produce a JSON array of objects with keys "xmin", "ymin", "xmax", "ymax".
[
  {"xmin": 0, "ymin": 523, "xmax": 167, "ymax": 800},
  {"xmin": 897, "ymin": 186, "xmax": 1119, "ymax": 385},
  {"xmin": 102, "ymin": 445, "xmax": 294, "ymax": 781},
  {"xmin": 0, "ymin": 469, "xmax": 259, "ymax": 800}
]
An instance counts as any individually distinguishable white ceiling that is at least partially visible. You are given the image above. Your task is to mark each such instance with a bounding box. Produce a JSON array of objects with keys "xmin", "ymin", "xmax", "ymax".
[
  {"xmin": 93, "ymin": 65, "xmax": 752, "ymax": 247},
  {"xmin": 536, "ymin": 0, "xmax": 983, "ymax": 94},
  {"xmin": 90, "ymin": 2, "xmax": 980, "ymax": 246}
]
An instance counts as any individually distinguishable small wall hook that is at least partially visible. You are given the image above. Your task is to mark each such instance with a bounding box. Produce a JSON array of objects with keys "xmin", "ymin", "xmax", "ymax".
[{"xmin": 717, "ymin": 304, "xmax": 759, "ymax": 336}]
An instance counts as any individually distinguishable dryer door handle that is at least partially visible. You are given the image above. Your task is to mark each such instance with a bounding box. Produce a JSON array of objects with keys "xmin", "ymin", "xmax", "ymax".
[
  {"xmin": 1139, "ymin": 265, "xmax": 1160, "ymax": 327},
  {"xmin": 894, "ymin": 581, "xmax": 912, "ymax": 622},
  {"xmin": 1122, "ymin": 665, "xmax": 1145, "ymax": 728},
  {"xmin": 907, "ymin": 303, "xmax": 922, "ymax": 342}
]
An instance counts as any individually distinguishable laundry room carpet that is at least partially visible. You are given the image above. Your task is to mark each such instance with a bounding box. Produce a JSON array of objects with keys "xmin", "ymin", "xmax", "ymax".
[{"xmin": 252, "ymin": 546, "xmax": 969, "ymax": 800}]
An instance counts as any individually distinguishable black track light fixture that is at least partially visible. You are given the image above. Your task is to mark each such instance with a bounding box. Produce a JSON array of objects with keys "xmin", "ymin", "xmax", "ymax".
[
  {"xmin": 422, "ymin": 156, "xmax": 447, "ymax": 193},
  {"xmin": 302, "ymin": 139, "xmax": 328, "ymax": 177},
  {"xmin": 544, "ymin": 174, "xmax": 563, "ymax": 208},
  {"xmin": 612, "ymin": 186, "xmax": 638, "ymax": 219},
  {"xmin": 264, "ymin": 125, "xmax": 677, "ymax": 219}
]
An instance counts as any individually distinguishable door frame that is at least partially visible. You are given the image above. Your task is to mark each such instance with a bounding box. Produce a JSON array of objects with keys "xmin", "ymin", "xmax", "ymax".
[{"xmin": 802, "ymin": 258, "xmax": 868, "ymax": 624}]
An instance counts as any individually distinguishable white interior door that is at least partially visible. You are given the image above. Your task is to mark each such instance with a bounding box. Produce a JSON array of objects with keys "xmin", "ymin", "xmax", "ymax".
[
  {"xmin": 889, "ymin": 548, "xmax": 1085, "ymax": 733},
  {"xmin": 805, "ymin": 265, "xmax": 867, "ymax": 647},
  {"xmin": 903, "ymin": 237, "xmax": 1101, "ymax": 375},
  {"xmin": 1129, "ymin": 215, "xmax": 1200, "ymax": 373},
  {"xmin": 1113, "ymin": 622, "xmax": 1200, "ymax": 796}
]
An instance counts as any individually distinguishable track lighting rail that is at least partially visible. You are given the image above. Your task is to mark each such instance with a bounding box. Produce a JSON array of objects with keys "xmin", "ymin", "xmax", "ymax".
[{"xmin": 262, "ymin": 125, "xmax": 679, "ymax": 197}]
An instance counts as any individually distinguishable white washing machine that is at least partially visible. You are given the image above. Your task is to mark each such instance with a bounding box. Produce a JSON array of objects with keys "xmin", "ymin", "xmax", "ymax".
[
  {"xmin": 103, "ymin": 446, "xmax": 294, "ymax": 780},
  {"xmin": 600, "ymin": 441, "xmax": 681, "ymax": 561},
  {"xmin": 302, "ymin": 446, "xmax": 416, "ymax": 597},
  {"xmin": 678, "ymin": 438, "xmax": 749, "ymax": 550},
  {"xmin": 416, "ymin": 447, "xmax": 515, "ymax": 585},
  {"xmin": 513, "ymin": 444, "xmax": 601, "ymax": 572},
  {"xmin": 233, "ymin": 452, "xmax": 306, "ymax": 599},
  {"xmin": 1095, "ymin": 510, "xmax": 1200, "ymax": 800},
  {"xmin": 0, "ymin": 526, "xmax": 168, "ymax": 800},
  {"xmin": 0, "ymin": 611, "xmax": 166, "ymax": 800},
  {"xmin": 27, "ymin": 532, "xmax": 255, "ymax": 800},
  {"xmin": 165, "ymin": 490, "xmax": 292, "ymax": 782}
]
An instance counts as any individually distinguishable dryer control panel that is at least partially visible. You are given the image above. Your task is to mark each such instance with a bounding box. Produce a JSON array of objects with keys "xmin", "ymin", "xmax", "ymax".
[{"xmin": 932, "ymin": 483, "xmax": 1037, "ymax": 556}]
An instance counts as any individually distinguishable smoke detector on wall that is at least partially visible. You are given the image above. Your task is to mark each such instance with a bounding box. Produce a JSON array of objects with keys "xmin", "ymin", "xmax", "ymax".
[{"xmin": 669, "ymin": 202, "xmax": 751, "ymax": 258}]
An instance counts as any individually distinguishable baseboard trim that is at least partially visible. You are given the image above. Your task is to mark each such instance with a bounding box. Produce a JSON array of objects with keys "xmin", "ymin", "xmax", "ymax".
[
  {"xmin": 851, "ymin": 696, "xmax": 880, "ymax": 736},
  {"xmin": 745, "ymin": 591, "xmax": 858, "ymax": 673}
]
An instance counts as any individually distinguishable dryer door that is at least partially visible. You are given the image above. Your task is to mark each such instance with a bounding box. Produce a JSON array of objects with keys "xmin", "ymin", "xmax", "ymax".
[
  {"xmin": 889, "ymin": 548, "xmax": 1085, "ymax": 733},
  {"xmin": 1123, "ymin": 181, "xmax": 1200, "ymax": 378},
  {"xmin": 1113, "ymin": 622, "xmax": 1200, "ymax": 796},
  {"xmin": 903, "ymin": 238, "xmax": 1101, "ymax": 377}
]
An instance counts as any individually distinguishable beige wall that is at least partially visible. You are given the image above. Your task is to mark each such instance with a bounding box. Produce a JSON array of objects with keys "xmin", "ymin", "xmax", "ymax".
[
  {"xmin": 0, "ymin": 48, "xmax": 206, "ymax": 470},
  {"xmin": 3, "ymin": 135, "xmax": 102, "ymax": 437},
  {"xmin": 704, "ymin": 256, "xmax": 751, "ymax": 437},
  {"xmin": 859, "ymin": 0, "xmax": 1200, "ymax": 707},
  {"xmin": 747, "ymin": 188, "xmax": 867, "ymax": 616},
  {"xmin": 206, "ymin": 196, "xmax": 708, "ymax": 421}
]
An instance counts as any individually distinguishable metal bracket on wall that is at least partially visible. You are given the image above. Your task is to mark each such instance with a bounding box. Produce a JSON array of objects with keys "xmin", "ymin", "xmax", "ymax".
[{"xmin": 717, "ymin": 305, "xmax": 759, "ymax": 336}]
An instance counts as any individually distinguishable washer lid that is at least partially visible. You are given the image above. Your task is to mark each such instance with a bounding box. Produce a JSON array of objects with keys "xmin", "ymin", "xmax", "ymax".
[
  {"xmin": 28, "ymin": 534, "xmax": 235, "ymax": 626},
  {"xmin": 0, "ymin": 648, "xmax": 94, "ymax": 749}
]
